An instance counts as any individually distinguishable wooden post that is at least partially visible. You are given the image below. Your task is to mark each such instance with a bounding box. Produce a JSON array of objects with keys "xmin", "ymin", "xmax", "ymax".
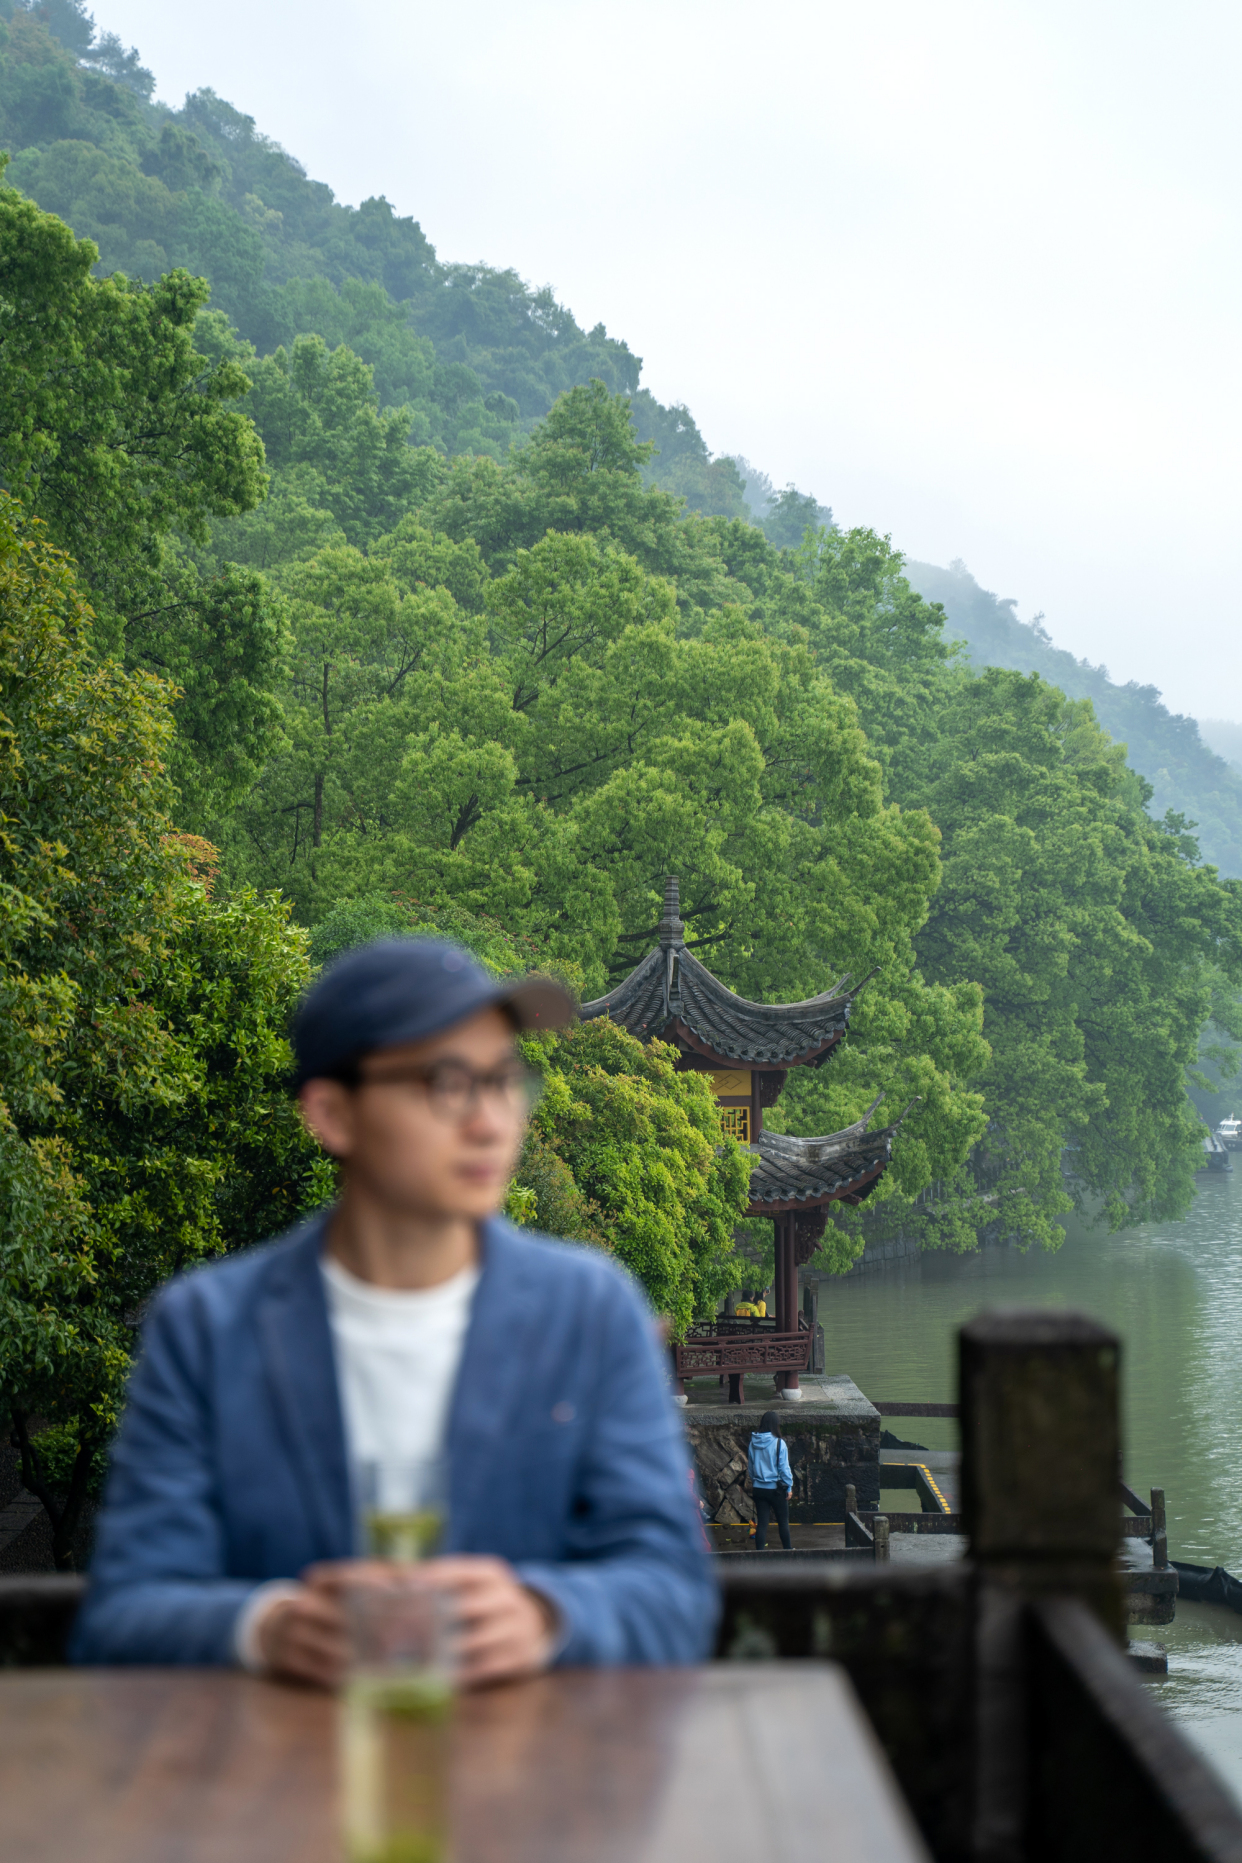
[
  {"xmin": 775, "ymin": 1216, "xmax": 801, "ymax": 1395},
  {"xmin": 771, "ymin": 1216, "xmax": 784, "ymax": 1392},
  {"xmin": 1150, "ymin": 1487, "xmax": 1168, "ymax": 1570},
  {"xmin": 961, "ymin": 1309, "xmax": 1125, "ymax": 1863},
  {"xmin": 873, "ymin": 1515, "xmax": 890, "ymax": 1564},
  {"xmin": 804, "ymin": 1281, "xmax": 824, "ymax": 1376},
  {"xmin": 845, "ymin": 1483, "xmax": 857, "ymax": 1517},
  {"xmin": 771, "ymin": 1215, "xmax": 787, "ymax": 1391}
]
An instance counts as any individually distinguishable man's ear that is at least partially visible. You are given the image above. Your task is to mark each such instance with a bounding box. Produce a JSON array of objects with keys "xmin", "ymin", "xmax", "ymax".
[{"xmin": 298, "ymin": 1079, "xmax": 355, "ymax": 1159}]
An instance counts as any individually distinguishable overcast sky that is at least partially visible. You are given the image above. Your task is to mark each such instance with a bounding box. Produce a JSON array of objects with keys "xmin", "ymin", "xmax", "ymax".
[{"xmin": 94, "ymin": 0, "xmax": 1242, "ymax": 720}]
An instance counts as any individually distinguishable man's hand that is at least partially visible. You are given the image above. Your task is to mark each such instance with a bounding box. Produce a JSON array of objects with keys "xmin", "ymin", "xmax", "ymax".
[
  {"xmin": 255, "ymin": 1587, "xmax": 351, "ymax": 1690},
  {"xmin": 419, "ymin": 1556, "xmax": 560, "ymax": 1687},
  {"xmin": 299, "ymin": 1554, "xmax": 560, "ymax": 1690}
]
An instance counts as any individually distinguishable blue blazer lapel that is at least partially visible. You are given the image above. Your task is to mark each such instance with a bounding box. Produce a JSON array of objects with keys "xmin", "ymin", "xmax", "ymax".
[
  {"xmin": 256, "ymin": 1213, "xmax": 354, "ymax": 1559},
  {"xmin": 445, "ymin": 1218, "xmax": 542, "ymax": 1545}
]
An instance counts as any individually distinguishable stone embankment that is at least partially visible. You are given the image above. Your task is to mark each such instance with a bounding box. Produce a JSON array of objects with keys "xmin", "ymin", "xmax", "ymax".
[{"xmin": 683, "ymin": 1374, "xmax": 880, "ymax": 1524}]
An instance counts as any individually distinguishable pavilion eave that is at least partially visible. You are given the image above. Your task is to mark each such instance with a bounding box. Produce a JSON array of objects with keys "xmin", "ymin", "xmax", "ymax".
[
  {"xmin": 669, "ymin": 1019, "xmax": 845, "ymax": 1072},
  {"xmin": 745, "ymin": 1158, "xmax": 887, "ymax": 1215}
]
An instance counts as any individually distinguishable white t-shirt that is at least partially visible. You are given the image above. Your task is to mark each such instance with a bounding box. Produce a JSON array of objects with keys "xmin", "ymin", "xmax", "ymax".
[
  {"xmin": 320, "ymin": 1253, "xmax": 480, "ymax": 1475},
  {"xmin": 234, "ymin": 1251, "xmax": 480, "ymax": 1670}
]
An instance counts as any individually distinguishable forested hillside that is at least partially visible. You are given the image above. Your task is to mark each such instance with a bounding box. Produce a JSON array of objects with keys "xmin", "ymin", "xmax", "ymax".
[
  {"xmin": 906, "ymin": 559, "xmax": 1242, "ymax": 877},
  {"xmin": 2, "ymin": 0, "xmax": 1240, "ymax": 1303},
  {"xmin": 0, "ymin": 0, "xmax": 770, "ymax": 527}
]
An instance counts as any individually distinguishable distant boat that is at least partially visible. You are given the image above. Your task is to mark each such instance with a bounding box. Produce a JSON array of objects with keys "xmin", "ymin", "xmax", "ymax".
[
  {"xmin": 1202, "ymin": 1130, "xmax": 1233, "ymax": 1172},
  {"xmin": 1217, "ymin": 1115, "xmax": 1242, "ymax": 1151}
]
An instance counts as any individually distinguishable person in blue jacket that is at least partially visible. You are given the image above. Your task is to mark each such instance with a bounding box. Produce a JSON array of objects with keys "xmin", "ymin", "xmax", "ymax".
[
  {"xmin": 747, "ymin": 1412, "xmax": 794, "ymax": 1550},
  {"xmin": 71, "ymin": 938, "xmax": 718, "ymax": 1684}
]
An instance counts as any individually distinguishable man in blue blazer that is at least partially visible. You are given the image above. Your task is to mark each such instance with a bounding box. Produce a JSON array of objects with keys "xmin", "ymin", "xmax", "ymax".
[{"xmin": 72, "ymin": 939, "xmax": 717, "ymax": 1682}]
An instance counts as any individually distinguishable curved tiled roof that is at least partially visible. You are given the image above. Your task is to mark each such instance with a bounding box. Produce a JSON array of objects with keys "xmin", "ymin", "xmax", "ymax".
[
  {"xmin": 747, "ymin": 1125, "xmax": 893, "ymax": 1210},
  {"xmin": 745, "ymin": 1093, "xmax": 916, "ymax": 1211},
  {"xmin": 580, "ymin": 879, "xmax": 858, "ymax": 1067}
]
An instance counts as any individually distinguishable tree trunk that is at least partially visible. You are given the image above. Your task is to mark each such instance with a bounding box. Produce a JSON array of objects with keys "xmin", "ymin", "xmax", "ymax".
[
  {"xmin": 312, "ymin": 659, "xmax": 332, "ymax": 870},
  {"xmin": 9, "ymin": 1410, "xmax": 97, "ymax": 1573}
]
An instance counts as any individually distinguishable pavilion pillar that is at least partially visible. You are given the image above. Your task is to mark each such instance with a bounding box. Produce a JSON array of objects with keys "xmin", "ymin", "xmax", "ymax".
[
  {"xmin": 770, "ymin": 1216, "xmax": 783, "ymax": 1390},
  {"xmin": 783, "ymin": 1217, "xmax": 800, "ymax": 1395},
  {"xmin": 772, "ymin": 1214, "xmax": 801, "ymax": 1395}
]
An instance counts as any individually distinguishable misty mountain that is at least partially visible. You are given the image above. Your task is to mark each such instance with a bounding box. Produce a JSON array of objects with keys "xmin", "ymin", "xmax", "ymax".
[
  {"xmin": 0, "ymin": 0, "xmax": 767, "ymax": 516},
  {"xmin": 1200, "ymin": 719, "xmax": 1242, "ymax": 775},
  {"xmin": 906, "ymin": 558, "xmax": 1242, "ymax": 877}
]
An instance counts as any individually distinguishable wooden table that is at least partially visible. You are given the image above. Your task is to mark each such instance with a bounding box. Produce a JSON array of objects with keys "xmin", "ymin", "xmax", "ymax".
[{"xmin": 0, "ymin": 1664, "xmax": 928, "ymax": 1862}]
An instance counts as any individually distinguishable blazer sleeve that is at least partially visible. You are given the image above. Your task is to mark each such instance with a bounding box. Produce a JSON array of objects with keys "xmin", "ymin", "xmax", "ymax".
[
  {"xmin": 510, "ymin": 1267, "xmax": 720, "ymax": 1666},
  {"xmin": 69, "ymin": 1275, "xmax": 258, "ymax": 1665}
]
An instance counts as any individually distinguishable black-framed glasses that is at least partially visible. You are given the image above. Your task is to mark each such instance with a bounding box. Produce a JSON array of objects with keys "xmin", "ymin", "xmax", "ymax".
[{"xmin": 357, "ymin": 1058, "xmax": 543, "ymax": 1123}]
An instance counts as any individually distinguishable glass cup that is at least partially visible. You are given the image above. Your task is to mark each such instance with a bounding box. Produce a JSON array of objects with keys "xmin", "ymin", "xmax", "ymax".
[
  {"xmin": 358, "ymin": 1457, "xmax": 447, "ymax": 1562},
  {"xmin": 340, "ymin": 1578, "xmax": 457, "ymax": 1863}
]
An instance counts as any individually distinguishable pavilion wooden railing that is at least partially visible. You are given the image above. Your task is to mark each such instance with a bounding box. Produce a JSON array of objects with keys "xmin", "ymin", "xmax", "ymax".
[{"xmin": 673, "ymin": 1324, "xmax": 811, "ymax": 1403}]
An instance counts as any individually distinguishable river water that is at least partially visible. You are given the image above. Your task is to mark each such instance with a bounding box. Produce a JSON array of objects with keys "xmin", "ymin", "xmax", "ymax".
[{"xmin": 817, "ymin": 1165, "xmax": 1242, "ymax": 1798}]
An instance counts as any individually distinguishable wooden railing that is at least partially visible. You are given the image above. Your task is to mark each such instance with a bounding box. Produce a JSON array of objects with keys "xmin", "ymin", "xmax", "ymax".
[
  {"xmin": 673, "ymin": 1326, "xmax": 811, "ymax": 1403},
  {"xmin": 675, "ymin": 1330, "xmax": 810, "ymax": 1374}
]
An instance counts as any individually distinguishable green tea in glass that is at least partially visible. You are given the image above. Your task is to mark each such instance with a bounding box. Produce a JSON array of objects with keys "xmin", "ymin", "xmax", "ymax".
[
  {"xmin": 359, "ymin": 1457, "xmax": 447, "ymax": 1562},
  {"xmin": 341, "ymin": 1579, "xmax": 456, "ymax": 1863}
]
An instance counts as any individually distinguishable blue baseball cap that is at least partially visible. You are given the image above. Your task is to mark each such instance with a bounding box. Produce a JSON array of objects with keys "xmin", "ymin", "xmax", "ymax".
[{"xmin": 292, "ymin": 938, "xmax": 574, "ymax": 1088}]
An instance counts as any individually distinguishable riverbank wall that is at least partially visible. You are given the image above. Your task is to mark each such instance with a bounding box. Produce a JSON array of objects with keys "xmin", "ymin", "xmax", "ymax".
[
  {"xmin": 684, "ymin": 1376, "xmax": 880, "ymax": 1523},
  {"xmin": 832, "ymin": 1198, "xmax": 1010, "ymax": 1277}
]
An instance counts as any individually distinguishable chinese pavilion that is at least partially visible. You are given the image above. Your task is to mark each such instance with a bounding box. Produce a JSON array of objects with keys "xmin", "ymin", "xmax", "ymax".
[{"xmin": 580, "ymin": 877, "xmax": 908, "ymax": 1401}]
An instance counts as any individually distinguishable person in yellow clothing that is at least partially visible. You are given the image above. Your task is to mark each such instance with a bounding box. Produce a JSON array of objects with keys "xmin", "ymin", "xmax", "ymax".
[{"xmin": 734, "ymin": 1296, "xmax": 767, "ymax": 1318}]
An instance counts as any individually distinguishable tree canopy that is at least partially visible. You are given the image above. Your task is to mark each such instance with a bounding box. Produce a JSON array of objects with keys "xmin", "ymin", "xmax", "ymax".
[
  {"xmin": 908, "ymin": 557, "xmax": 1242, "ymax": 879},
  {"xmin": 0, "ymin": 496, "xmax": 324, "ymax": 1563},
  {"xmin": 0, "ymin": 159, "xmax": 280, "ymax": 819}
]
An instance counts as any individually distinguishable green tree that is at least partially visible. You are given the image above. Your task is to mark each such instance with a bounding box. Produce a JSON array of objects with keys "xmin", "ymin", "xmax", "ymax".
[
  {"xmin": 746, "ymin": 526, "xmax": 1242, "ymax": 1253},
  {"xmin": 423, "ymin": 382, "xmax": 737, "ymax": 616},
  {"xmin": 0, "ymin": 166, "xmax": 280, "ymax": 817},
  {"xmin": 513, "ymin": 1020, "xmax": 753, "ymax": 1333},
  {"xmin": 239, "ymin": 335, "xmax": 436, "ymax": 546},
  {"xmin": 0, "ymin": 499, "xmax": 324, "ymax": 1565},
  {"xmin": 221, "ymin": 541, "xmax": 501, "ymax": 912},
  {"xmin": 220, "ymin": 515, "xmax": 987, "ymax": 1201},
  {"xmin": 907, "ymin": 557, "xmax": 1242, "ymax": 878},
  {"xmin": 913, "ymin": 672, "xmax": 1242, "ymax": 1245}
]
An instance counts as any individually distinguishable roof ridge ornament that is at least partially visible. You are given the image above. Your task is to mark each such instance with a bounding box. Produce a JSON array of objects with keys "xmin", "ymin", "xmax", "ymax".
[
  {"xmin": 756, "ymin": 1091, "xmax": 923, "ymax": 1163},
  {"xmin": 837, "ymin": 1089, "xmax": 920, "ymax": 1139},
  {"xmin": 658, "ymin": 875, "xmax": 685, "ymax": 951},
  {"xmin": 845, "ymin": 1091, "xmax": 886, "ymax": 1137}
]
